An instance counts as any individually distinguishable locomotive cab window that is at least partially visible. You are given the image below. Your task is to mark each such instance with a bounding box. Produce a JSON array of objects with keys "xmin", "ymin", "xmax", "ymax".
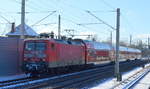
[
  {"xmin": 25, "ymin": 42, "xmax": 46, "ymax": 51},
  {"xmin": 51, "ymin": 43, "xmax": 55, "ymax": 50},
  {"xmin": 36, "ymin": 43, "xmax": 46, "ymax": 51},
  {"xmin": 25, "ymin": 42, "xmax": 35, "ymax": 51}
]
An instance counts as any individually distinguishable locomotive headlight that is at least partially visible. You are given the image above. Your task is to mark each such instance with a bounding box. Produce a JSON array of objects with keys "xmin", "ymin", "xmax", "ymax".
[{"xmin": 40, "ymin": 58, "xmax": 46, "ymax": 61}]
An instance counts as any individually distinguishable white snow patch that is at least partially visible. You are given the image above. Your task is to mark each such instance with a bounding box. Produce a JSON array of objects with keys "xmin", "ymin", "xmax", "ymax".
[
  {"xmin": 90, "ymin": 67, "xmax": 142, "ymax": 89},
  {"xmin": 6, "ymin": 24, "xmax": 38, "ymax": 36}
]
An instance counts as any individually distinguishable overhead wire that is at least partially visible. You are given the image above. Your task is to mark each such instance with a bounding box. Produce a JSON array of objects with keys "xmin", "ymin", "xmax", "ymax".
[
  {"xmin": 47, "ymin": 0, "xmax": 64, "ymax": 13},
  {"xmin": 25, "ymin": 11, "xmax": 57, "ymax": 14},
  {"xmin": 89, "ymin": 10, "xmax": 116, "ymax": 13},
  {"xmin": 120, "ymin": 13, "xmax": 135, "ymax": 33},
  {"xmin": 26, "ymin": 2, "xmax": 46, "ymax": 12},
  {"xmin": 33, "ymin": 23, "xmax": 58, "ymax": 33},
  {"xmin": 24, "ymin": 0, "xmax": 53, "ymax": 13},
  {"xmin": 1, "ymin": 23, "xmax": 11, "ymax": 35},
  {"xmin": 31, "ymin": 23, "xmax": 57, "ymax": 27},
  {"xmin": 62, "ymin": 17, "xmax": 108, "ymax": 35},
  {"xmin": 31, "ymin": 11, "xmax": 57, "ymax": 26},
  {"xmin": 86, "ymin": 10, "xmax": 116, "ymax": 30},
  {"xmin": 0, "ymin": 0, "xmax": 20, "ymax": 35},
  {"xmin": 99, "ymin": 0, "xmax": 136, "ymax": 39},
  {"xmin": 4, "ymin": 0, "xmax": 115, "ymax": 36},
  {"xmin": 101, "ymin": 0, "xmax": 135, "ymax": 39},
  {"xmin": 54, "ymin": 0, "xmax": 116, "ymax": 33},
  {"xmin": 0, "ymin": 14, "xmax": 11, "ymax": 23},
  {"xmin": 0, "ymin": 10, "xmax": 58, "ymax": 15},
  {"xmin": 49, "ymin": 0, "xmax": 102, "ymax": 32},
  {"xmin": 0, "ymin": 0, "xmax": 19, "ymax": 23},
  {"xmin": 24, "ymin": 0, "xmax": 58, "ymax": 33},
  {"xmin": 29, "ymin": 0, "xmax": 57, "ymax": 12},
  {"xmin": 48, "ymin": 0, "xmax": 86, "ymax": 20},
  {"xmin": 8, "ymin": 0, "xmax": 21, "ymax": 4},
  {"xmin": 49, "ymin": 0, "xmax": 112, "ymax": 36},
  {"xmin": 99, "ymin": 0, "xmax": 116, "ymax": 10},
  {"xmin": 77, "ymin": 23, "xmax": 103, "ymax": 26}
]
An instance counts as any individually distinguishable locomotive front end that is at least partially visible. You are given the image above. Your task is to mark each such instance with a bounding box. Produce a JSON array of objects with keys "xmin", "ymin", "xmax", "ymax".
[{"xmin": 22, "ymin": 40, "xmax": 48, "ymax": 74}]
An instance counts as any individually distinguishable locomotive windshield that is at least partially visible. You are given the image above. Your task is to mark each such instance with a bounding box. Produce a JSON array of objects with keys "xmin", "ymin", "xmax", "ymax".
[
  {"xmin": 36, "ymin": 43, "xmax": 46, "ymax": 51},
  {"xmin": 25, "ymin": 42, "xmax": 46, "ymax": 51}
]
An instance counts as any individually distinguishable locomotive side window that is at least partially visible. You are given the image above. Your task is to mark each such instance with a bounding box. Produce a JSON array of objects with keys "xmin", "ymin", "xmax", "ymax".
[
  {"xmin": 51, "ymin": 43, "xmax": 55, "ymax": 50},
  {"xmin": 25, "ymin": 42, "xmax": 35, "ymax": 51}
]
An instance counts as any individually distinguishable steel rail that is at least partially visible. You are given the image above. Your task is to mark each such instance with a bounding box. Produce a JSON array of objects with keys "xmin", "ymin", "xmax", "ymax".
[
  {"xmin": 123, "ymin": 68, "xmax": 150, "ymax": 89},
  {"xmin": 111, "ymin": 65, "xmax": 150, "ymax": 89}
]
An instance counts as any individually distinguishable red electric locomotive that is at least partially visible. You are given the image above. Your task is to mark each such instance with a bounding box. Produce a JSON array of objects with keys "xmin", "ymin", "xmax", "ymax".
[{"xmin": 22, "ymin": 38, "xmax": 87, "ymax": 74}]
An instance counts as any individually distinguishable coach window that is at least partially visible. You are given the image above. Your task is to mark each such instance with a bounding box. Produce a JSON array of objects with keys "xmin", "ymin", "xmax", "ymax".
[{"xmin": 51, "ymin": 43, "xmax": 55, "ymax": 50}]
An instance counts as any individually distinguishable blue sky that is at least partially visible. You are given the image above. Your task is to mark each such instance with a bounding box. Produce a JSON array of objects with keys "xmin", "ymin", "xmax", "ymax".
[{"xmin": 0, "ymin": 0, "xmax": 149, "ymax": 44}]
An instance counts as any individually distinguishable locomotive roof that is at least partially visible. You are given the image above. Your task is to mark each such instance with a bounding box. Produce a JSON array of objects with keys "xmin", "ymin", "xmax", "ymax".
[
  {"xmin": 25, "ymin": 38, "xmax": 54, "ymax": 41},
  {"xmin": 25, "ymin": 38, "xmax": 83, "ymax": 45},
  {"xmin": 55, "ymin": 39, "xmax": 83, "ymax": 45}
]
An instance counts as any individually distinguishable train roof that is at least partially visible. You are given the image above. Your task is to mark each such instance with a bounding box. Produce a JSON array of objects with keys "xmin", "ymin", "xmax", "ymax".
[
  {"xmin": 83, "ymin": 40, "xmax": 112, "ymax": 50},
  {"xmin": 84, "ymin": 40, "xmax": 141, "ymax": 53},
  {"xmin": 119, "ymin": 46, "xmax": 141, "ymax": 53}
]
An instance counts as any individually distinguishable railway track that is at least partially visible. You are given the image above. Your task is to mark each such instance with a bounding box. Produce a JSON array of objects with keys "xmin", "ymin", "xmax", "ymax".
[
  {"xmin": 111, "ymin": 65, "xmax": 150, "ymax": 89},
  {"xmin": 0, "ymin": 77, "xmax": 36, "ymax": 87},
  {"xmin": 42, "ymin": 60, "xmax": 149, "ymax": 89},
  {"xmin": 0, "ymin": 59, "xmax": 148, "ymax": 89},
  {"xmin": 0, "ymin": 65, "xmax": 113, "ymax": 89}
]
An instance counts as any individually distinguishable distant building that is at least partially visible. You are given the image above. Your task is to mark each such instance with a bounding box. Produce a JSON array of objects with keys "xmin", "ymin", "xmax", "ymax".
[{"xmin": 6, "ymin": 23, "xmax": 38, "ymax": 38}]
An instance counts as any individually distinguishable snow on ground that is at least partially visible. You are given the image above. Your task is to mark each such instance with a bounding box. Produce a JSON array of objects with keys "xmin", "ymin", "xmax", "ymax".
[
  {"xmin": 90, "ymin": 67, "xmax": 143, "ymax": 89},
  {"xmin": 132, "ymin": 71, "xmax": 150, "ymax": 89},
  {"xmin": 145, "ymin": 63, "xmax": 150, "ymax": 67},
  {"xmin": 0, "ymin": 74, "xmax": 27, "ymax": 82}
]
